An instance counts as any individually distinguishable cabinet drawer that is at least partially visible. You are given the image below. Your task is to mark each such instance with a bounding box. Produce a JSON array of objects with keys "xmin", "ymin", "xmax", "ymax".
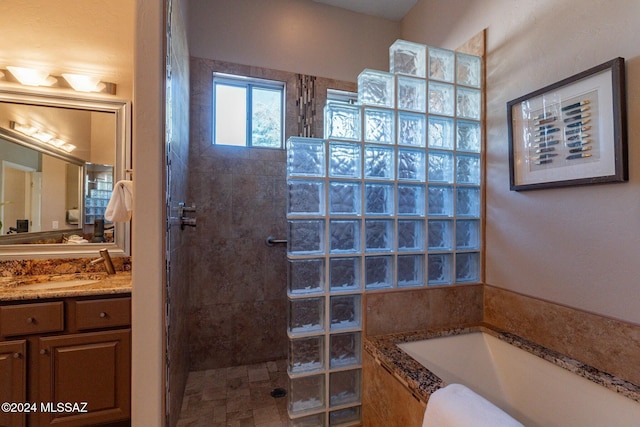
[
  {"xmin": 0, "ymin": 302, "xmax": 64, "ymax": 337},
  {"xmin": 75, "ymin": 297, "xmax": 131, "ymax": 330}
]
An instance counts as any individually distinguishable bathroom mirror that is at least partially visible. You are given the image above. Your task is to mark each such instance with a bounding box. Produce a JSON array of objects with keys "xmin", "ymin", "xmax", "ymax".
[{"xmin": 0, "ymin": 88, "xmax": 130, "ymax": 258}]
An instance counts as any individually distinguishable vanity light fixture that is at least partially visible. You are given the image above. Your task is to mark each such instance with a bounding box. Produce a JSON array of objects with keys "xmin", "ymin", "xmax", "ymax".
[
  {"xmin": 9, "ymin": 121, "xmax": 76, "ymax": 152},
  {"xmin": 61, "ymin": 73, "xmax": 113, "ymax": 94},
  {"xmin": 0, "ymin": 67, "xmax": 116, "ymax": 94},
  {"xmin": 6, "ymin": 66, "xmax": 57, "ymax": 87}
]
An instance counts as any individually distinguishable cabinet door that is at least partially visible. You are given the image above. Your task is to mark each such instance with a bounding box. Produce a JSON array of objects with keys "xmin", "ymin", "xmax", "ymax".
[
  {"xmin": 0, "ymin": 340, "xmax": 26, "ymax": 427},
  {"xmin": 35, "ymin": 329, "xmax": 130, "ymax": 427}
]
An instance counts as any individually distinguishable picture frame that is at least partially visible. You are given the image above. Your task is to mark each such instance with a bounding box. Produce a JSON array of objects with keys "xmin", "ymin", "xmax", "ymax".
[{"xmin": 507, "ymin": 57, "xmax": 627, "ymax": 191}]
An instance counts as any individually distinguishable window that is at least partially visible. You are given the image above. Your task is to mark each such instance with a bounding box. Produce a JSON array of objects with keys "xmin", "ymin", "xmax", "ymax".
[
  {"xmin": 327, "ymin": 88, "xmax": 358, "ymax": 105},
  {"xmin": 213, "ymin": 73, "xmax": 285, "ymax": 148}
]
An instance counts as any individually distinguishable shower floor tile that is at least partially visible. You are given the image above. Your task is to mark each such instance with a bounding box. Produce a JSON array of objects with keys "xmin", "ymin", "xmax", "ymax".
[{"xmin": 177, "ymin": 359, "xmax": 288, "ymax": 427}]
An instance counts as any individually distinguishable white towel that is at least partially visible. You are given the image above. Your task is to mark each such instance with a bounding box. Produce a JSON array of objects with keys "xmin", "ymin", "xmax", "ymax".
[
  {"xmin": 66, "ymin": 235, "xmax": 88, "ymax": 244},
  {"xmin": 105, "ymin": 180, "xmax": 133, "ymax": 222},
  {"xmin": 422, "ymin": 384, "xmax": 524, "ymax": 427}
]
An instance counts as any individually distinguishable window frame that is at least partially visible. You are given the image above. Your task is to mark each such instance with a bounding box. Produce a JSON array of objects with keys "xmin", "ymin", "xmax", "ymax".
[
  {"xmin": 327, "ymin": 88, "xmax": 358, "ymax": 105},
  {"xmin": 212, "ymin": 73, "xmax": 285, "ymax": 149}
]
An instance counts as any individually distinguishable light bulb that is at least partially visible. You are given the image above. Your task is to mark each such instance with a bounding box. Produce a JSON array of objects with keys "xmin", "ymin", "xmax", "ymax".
[
  {"xmin": 7, "ymin": 66, "xmax": 55, "ymax": 86},
  {"xmin": 62, "ymin": 73, "xmax": 103, "ymax": 92}
]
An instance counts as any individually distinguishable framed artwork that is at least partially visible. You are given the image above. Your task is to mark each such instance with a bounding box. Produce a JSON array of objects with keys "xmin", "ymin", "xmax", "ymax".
[{"xmin": 508, "ymin": 57, "xmax": 627, "ymax": 191}]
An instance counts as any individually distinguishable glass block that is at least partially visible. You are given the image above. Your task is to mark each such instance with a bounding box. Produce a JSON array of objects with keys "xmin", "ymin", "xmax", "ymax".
[
  {"xmin": 456, "ymin": 187, "xmax": 481, "ymax": 217},
  {"xmin": 288, "ymin": 297, "xmax": 324, "ymax": 334},
  {"xmin": 365, "ymin": 183, "xmax": 394, "ymax": 215},
  {"xmin": 398, "ymin": 149, "xmax": 426, "ymax": 181},
  {"xmin": 289, "ymin": 220, "xmax": 324, "ymax": 255},
  {"xmin": 330, "ymin": 332, "xmax": 361, "ymax": 368},
  {"xmin": 457, "ymin": 120, "xmax": 481, "ymax": 152},
  {"xmin": 428, "ymin": 220, "xmax": 454, "ymax": 250},
  {"xmin": 397, "ymin": 75, "xmax": 426, "ymax": 112},
  {"xmin": 364, "ymin": 108, "xmax": 395, "ymax": 144},
  {"xmin": 428, "ymin": 253, "xmax": 453, "ymax": 285},
  {"xmin": 289, "ymin": 258, "xmax": 325, "ymax": 295},
  {"xmin": 398, "ymin": 111, "xmax": 426, "ymax": 147},
  {"xmin": 330, "ymin": 294, "xmax": 361, "ymax": 331},
  {"xmin": 398, "ymin": 184, "xmax": 426, "ymax": 216},
  {"xmin": 398, "ymin": 219, "xmax": 424, "ymax": 251},
  {"xmin": 288, "ymin": 180, "xmax": 324, "ymax": 215},
  {"xmin": 456, "ymin": 252, "xmax": 480, "ymax": 283},
  {"xmin": 329, "ymin": 257, "xmax": 361, "ymax": 292},
  {"xmin": 428, "ymin": 81, "xmax": 455, "ymax": 116},
  {"xmin": 287, "ymin": 137, "xmax": 325, "ymax": 177},
  {"xmin": 291, "ymin": 412, "xmax": 325, "ymax": 427},
  {"xmin": 428, "ymin": 46, "xmax": 455, "ymax": 82},
  {"xmin": 456, "ymin": 52, "xmax": 482, "ymax": 87},
  {"xmin": 428, "ymin": 116, "xmax": 454, "ymax": 150},
  {"xmin": 456, "ymin": 87, "xmax": 481, "ymax": 120},
  {"xmin": 428, "ymin": 151, "xmax": 454, "ymax": 183},
  {"xmin": 289, "ymin": 374, "xmax": 325, "ymax": 414},
  {"xmin": 325, "ymin": 103, "xmax": 361, "ymax": 141},
  {"xmin": 390, "ymin": 39, "xmax": 426, "ymax": 77},
  {"xmin": 329, "ymin": 142, "xmax": 361, "ymax": 178},
  {"xmin": 364, "ymin": 145, "xmax": 394, "ymax": 180},
  {"xmin": 365, "ymin": 256, "xmax": 393, "ymax": 290},
  {"xmin": 357, "ymin": 69, "xmax": 395, "ymax": 108},
  {"xmin": 428, "ymin": 185, "xmax": 454, "ymax": 217},
  {"xmin": 330, "ymin": 406, "xmax": 361, "ymax": 426},
  {"xmin": 330, "ymin": 220, "xmax": 360, "ymax": 254},
  {"xmin": 289, "ymin": 336, "xmax": 324, "ymax": 374},
  {"xmin": 456, "ymin": 219, "xmax": 481, "ymax": 250},
  {"xmin": 456, "ymin": 154, "xmax": 481, "ymax": 185},
  {"xmin": 365, "ymin": 220, "xmax": 394, "ymax": 253},
  {"xmin": 330, "ymin": 182, "xmax": 361, "ymax": 215},
  {"xmin": 329, "ymin": 369, "xmax": 361, "ymax": 407},
  {"xmin": 397, "ymin": 254, "xmax": 424, "ymax": 288}
]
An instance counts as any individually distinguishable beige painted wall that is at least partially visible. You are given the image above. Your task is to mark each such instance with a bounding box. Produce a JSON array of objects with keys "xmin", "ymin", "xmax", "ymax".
[
  {"xmin": 402, "ymin": 0, "xmax": 640, "ymax": 325},
  {"xmin": 187, "ymin": 0, "xmax": 401, "ymax": 82},
  {"xmin": 0, "ymin": 0, "xmax": 134, "ymax": 98},
  {"xmin": 40, "ymin": 155, "xmax": 67, "ymax": 230},
  {"xmin": 90, "ymin": 112, "xmax": 116, "ymax": 166}
]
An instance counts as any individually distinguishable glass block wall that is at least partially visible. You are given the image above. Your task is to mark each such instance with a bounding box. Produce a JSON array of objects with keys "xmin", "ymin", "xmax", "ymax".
[{"xmin": 286, "ymin": 39, "xmax": 482, "ymax": 426}]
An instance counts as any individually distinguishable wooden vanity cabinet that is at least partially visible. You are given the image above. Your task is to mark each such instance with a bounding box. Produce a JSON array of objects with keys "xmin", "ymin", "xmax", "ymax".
[
  {"xmin": 0, "ymin": 295, "xmax": 131, "ymax": 427},
  {"xmin": 0, "ymin": 340, "xmax": 27, "ymax": 427}
]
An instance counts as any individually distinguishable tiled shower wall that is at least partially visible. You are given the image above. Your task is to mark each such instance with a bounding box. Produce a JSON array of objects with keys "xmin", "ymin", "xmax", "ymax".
[{"xmin": 187, "ymin": 57, "xmax": 355, "ymax": 369}]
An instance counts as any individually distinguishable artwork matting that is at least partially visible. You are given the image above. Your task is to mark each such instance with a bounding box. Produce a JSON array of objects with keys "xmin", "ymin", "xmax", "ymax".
[{"xmin": 508, "ymin": 58, "xmax": 627, "ymax": 191}]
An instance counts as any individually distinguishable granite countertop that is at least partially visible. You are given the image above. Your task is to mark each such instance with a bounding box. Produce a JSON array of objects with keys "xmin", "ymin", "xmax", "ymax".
[
  {"xmin": 0, "ymin": 271, "xmax": 132, "ymax": 301},
  {"xmin": 364, "ymin": 323, "xmax": 640, "ymax": 405}
]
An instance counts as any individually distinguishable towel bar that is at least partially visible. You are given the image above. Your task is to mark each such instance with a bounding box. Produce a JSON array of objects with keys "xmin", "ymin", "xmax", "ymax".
[{"xmin": 266, "ymin": 236, "xmax": 287, "ymax": 246}]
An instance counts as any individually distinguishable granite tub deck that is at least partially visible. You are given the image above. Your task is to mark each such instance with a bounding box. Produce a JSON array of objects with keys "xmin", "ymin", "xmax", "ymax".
[
  {"xmin": 0, "ymin": 271, "xmax": 132, "ymax": 300},
  {"xmin": 364, "ymin": 324, "xmax": 640, "ymax": 407}
]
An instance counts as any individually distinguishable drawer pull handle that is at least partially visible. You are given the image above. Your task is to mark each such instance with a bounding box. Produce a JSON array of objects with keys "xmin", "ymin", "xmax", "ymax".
[
  {"xmin": 13, "ymin": 352, "xmax": 21, "ymax": 359},
  {"xmin": 40, "ymin": 349, "xmax": 48, "ymax": 355},
  {"xmin": 26, "ymin": 317, "xmax": 35, "ymax": 324},
  {"xmin": 99, "ymin": 312, "xmax": 107, "ymax": 318}
]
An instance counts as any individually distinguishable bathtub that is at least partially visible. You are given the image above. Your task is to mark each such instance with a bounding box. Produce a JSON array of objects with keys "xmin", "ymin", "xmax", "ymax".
[{"xmin": 397, "ymin": 331, "xmax": 640, "ymax": 427}]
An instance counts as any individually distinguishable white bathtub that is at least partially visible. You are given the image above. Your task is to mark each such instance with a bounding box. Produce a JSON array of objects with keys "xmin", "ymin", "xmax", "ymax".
[{"xmin": 398, "ymin": 332, "xmax": 640, "ymax": 427}]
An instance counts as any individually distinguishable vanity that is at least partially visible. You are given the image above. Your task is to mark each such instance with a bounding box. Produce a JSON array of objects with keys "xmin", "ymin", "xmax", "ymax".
[
  {"xmin": 0, "ymin": 82, "xmax": 134, "ymax": 427},
  {"xmin": 0, "ymin": 271, "xmax": 132, "ymax": 427}
]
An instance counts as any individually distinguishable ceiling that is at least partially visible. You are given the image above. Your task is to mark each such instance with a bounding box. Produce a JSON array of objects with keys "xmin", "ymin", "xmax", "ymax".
[{"xmin": 313, "ymin": 0, "xmax": 418, "ymax": 21}]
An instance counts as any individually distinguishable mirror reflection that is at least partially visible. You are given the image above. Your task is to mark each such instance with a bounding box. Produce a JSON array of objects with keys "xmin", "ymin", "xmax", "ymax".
[
  {"xmin": 0, "ymin": 92, "xmax": 129, "ymax": 255},
  {"xmin": 0, "ymin": 102, "xmax": 116, "ymax": 244}
]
